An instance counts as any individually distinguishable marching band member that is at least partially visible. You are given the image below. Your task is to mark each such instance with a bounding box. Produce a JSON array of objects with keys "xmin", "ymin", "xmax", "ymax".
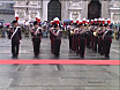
[
  {"xmin": 86, "ymin": 24, "xmax": 91, "ymax": 49},
  {"xmin": 97, "ymin": 23, "xmax": 104, "ymax": 55},
  {"xmin": 8, "ymin": 20, "xmax": 22, "ymax": 58},
  {"xmin": 70, "ymin": 28, "xmax": 74, "ymax": 50},
  {"xmin": 67, "ymin": 25, "xmax": 72, "ymax": 50},
  {"xmin": 52, "ymin": 23, "xmax": 62, "ymax": 57},
  {"xmin": 103, "ymin": 23, "xmax": 113, "ymax": 59},
  {"xmin": 31, "ymin": 21, "xmax": 43, "ymax": 58},
  {"xmin": 79, "ymin": 24, "xmax": 87, "ymax": 58},
  {"xmin": 93, "ymin": 23, "xmax": 99, "ymax": 53},
  {"xmin": 49, "ymin": 23, "xmax": 54, "ymax": 53},
  {"xmin": 90, "ymin": 23, "xmax": 96, "ymax": 50}
]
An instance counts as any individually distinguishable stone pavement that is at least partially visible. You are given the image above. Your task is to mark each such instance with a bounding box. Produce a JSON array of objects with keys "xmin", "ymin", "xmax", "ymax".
[
  {"xmin": 0, "ymin": 65, "xmax": 119, "ymax": 90},
  {"xmin": 0, "ymin": 38, "xmax": 119, "ymax": 60},
  {"xmin": 0, "ymin": 38, "xmax": 119, "ymax": 90}
]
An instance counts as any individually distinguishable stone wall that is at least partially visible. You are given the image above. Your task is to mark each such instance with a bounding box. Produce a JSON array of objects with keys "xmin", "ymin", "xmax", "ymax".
[{"xmin": 14, "ymin": 0, "xmax": 120, "ymax": 22}]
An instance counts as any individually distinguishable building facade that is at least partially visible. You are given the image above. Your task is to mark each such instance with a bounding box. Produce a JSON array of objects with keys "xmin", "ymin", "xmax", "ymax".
[
  {"xmin": 14, "ymin": 0, "xmax": 120, "ymax": 23},
  {"xmin": 0, "ymin": 0, "xmax": 14, "ymax": 23}
]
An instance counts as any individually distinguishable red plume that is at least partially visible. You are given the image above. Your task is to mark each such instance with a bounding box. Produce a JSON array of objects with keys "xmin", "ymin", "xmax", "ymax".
[
  {"xmin": 71, "ymin": 20, "xmax": 73, "ymax": 23},
  {"xmin": 15, "ymin": 14, "xmax": 19, "ymax": 21},
  {"xmin": 107, "ymin": 18, "xmax": 111, "ymax": 24}
]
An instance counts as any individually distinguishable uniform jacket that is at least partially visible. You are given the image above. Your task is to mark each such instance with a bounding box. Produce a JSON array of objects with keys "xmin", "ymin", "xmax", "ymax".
[
  {"xmin": 8, "ymin": 26, "xmax": 22, "ymax": 40},
  {"xmin": 31, "ymin": 27, "xmax": 43, "ymax": 39}
]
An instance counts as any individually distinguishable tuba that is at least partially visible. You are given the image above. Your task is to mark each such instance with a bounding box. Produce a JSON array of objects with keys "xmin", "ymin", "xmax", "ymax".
[
  {"xmin": 93, "ymin": 27, "xmax": 100, "ymax": 37},
  {"xmin": 93, "ymin": 30, "xmax": 98, "ymax": 37},
  {"xmin": 70, "ymin": 30, "xmax": 74, "ymax": 35}
]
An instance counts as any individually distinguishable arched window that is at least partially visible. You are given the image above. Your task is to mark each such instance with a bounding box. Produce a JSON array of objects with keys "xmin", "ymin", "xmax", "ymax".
[
  {"xmin": 48, "ymin": 0, "xmax": 61, "ymax": 21},
  {"xmin": 88, "ymin": 0, "xmax": 101, "ymax": 19}
]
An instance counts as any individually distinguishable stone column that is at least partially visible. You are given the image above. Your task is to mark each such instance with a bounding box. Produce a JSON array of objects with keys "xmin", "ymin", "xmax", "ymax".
[
  {"xmin": 82, "ymin": 1, "xmax": 88, "ymax": 19},
  {"xmin": 24, "ymin": 10, "xmax": 26, "ymax": 18},
  {"xmin": 101, "ymin": 0, "xmax": 110, "ymax": 18},
  {"xmin": 78, "ymin": 11, "xmax": 81, "ymax": 20},
  {"xmin": 111, "ymin": 12, "xmax": 114, "ymax": 22},
  {"xmin": 42, "ymin": 0, "xmax": 50, "ymax": 21},
  {"xmin": 29, "ymin": 10, "xmax": 31, "ymax": 22},
  {"xmin": 14, "ymin": 8, "xmax": 18, "ymax": 17},
  {"xmin": 61, "ymin": 0, "xmax": 68, "ymax": 21},
  {"xmin": 70, "ymin": 12, "xmax": 73, "ymax": 20}
]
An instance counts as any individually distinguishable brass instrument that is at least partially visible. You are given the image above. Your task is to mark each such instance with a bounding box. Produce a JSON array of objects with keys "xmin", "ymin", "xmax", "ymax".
[
  {"xmin": 70, "ymin": 30, "xmax": 74, "ymax": 35},
  {"xmin": 93, "ymin": 27, "xmax": 102, "ymax": 37},
  {"xmin": 93, "ymin": 31, "xmax": 98, "ymax": 37},
  {"xmin": 93, "ymin": 29, "xmax": 99, "ymax": 37}
]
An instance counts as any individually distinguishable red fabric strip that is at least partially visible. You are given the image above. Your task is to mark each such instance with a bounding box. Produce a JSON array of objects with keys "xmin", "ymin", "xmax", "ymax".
[{"xmin": 0, "ymin": 60, "xmax": 119, "ymax": 65}]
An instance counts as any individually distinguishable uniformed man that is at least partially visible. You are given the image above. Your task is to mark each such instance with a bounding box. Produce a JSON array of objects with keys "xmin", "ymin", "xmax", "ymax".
[
  {"xmin": 72, "ymin": 23, "xmax": 78, "ymax": 52},
  {"xmin": 97, "ymin": 23, "xmax": 104, "ymax": 55},
  {"xmin": 93, "ymin": 23, "xmax": 99, "ymax": 53},
  {"xmin": 31, "ymin": 21, "xmax": 42, "ymax": 58},
  {"xmin": 79, "ymin": 24, "xmax": 87, "ymax": 58},
  {"xmin": 74, "ymin": 28, "xmax": 78, "ymax": 52},
  {"xmin": 8, "ymin": 20, "xmax": 22, "ymax": 58},
  {"xmin": 103, "ymin": 23, "xmax": 113, "ymax": 59},
  {"xmin": 49, "ymin": 26, "xmax": 54, "ymax": 53},
  {"xmin": 70, "ymin": 28, "xmax": 74, "ymax": 50},
  {"xmin": 90, "ymin": 23, "xmax": 96, "ymax": 50},
  {"xmin": 86, "ymin": 24, "xmax": 91, "ymax": 49},
  {"xmin": 75, "ymin": 26, "xmax": 80, "ymax": 54},
  {"xmin": 52, "ymin": 23, "xmax": 61, "ymax": 57},
  {"xmin": 71, "ymin": 29, "xmax": 75, "ymax": 51},
  {"xmin": 77, "ymin": 23, "xmax": 83, "ymax": 54},
  {"xmin": 67, "ymin": 25, "xmax": 72, "ymax": 50}
]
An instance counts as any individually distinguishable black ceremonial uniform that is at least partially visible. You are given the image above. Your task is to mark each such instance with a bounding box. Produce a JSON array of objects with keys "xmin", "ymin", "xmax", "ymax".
[
  {"xmin": 50, "ymin": 28, "xmax": 54, "ymax": 53},
  {"xmin": 86, "ymin": 30, "xmax": 91, "ymax": 49},
  {"xmin": 8, "ymin": 26, "xmax": 22, "ymax": 58},
  {"xmin": 90, "ymin": 26, "xmax": 95, "ymax": 50},
  {"xmin": 53, "ymin": 29, "xmax": 61, "ymax": 57},
  {"xmin": 97, "ymin": 24, "xmax": 104, "ymax": 55},
  {"xmin": 31, "ymin": 27, "xmax": 42, "ymax": 58},
  {"xmin": 103, "ymin": 29, "xmax": 113, "ymax": 58},
  {"xmin": 72, "ymin": 33, "xmax": 75, "ymax": 51},
  {"xmin": 74, "ymin": 30, "xmax": 78, "ymax": 52},
  {"xmin": 79, "ymin": 31, "xmax": 87, "ymax": 58},
  {"xmin": 98, "ymin": 29, "xmax": 104, "ymax": 55},
  {"xmin": 93, "ymin": 28, "xmax": 98, "ymax": 53},
  {"xmin": 68, "ymin": 28, "xmax": 72, "ymax": 50},
  {"xmin": 75, "ymin": 32, "xmax": 79, "ymax": 54}
]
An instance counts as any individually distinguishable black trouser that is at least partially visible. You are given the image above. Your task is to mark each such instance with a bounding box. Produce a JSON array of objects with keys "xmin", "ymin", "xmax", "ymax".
[
  {"xmin": 80, "ymin": 39, "xmax": 85, "ymax": 57},
  {"xmin": 103, "ymin": 38, "xmax": 112, "ymax": 57},
  {"xmin": 69, "ymin": 35, "xmax": 72, "ymax": 49},
  {"xmin": 50, "ymin": 37, "xmax": 54, "ymax": 53},
  {"xmin": 11, "ymin": 38, "xmax": 20, "ymax": 57},
  {"xmin": 93, "ymin": 37, "xmax": 98, "ymax": 52},
  {"xmin": 91, "ymin": 35, "xmax": 94, "ymax": 50},
  {"xmin": 73, "ymin": 37, "xmax": 76, "ymax": 51},
  {"xmin": 76, "ymin": 38, "xmax": 79, "ymax": 54},
  {"xmin": 32, "ymin": 38, "xmax": 41, "ymax": 56},
  {"xmin": 87, "ymin": 35, "xmax": 91, "ymax": 48},
  {"xmin": 53, "ymin": 39, "xmax": 61, "ymax": 56},
  {"xmin": 98, "ymin": 37, "xmax": 103, "ymax": 54}
]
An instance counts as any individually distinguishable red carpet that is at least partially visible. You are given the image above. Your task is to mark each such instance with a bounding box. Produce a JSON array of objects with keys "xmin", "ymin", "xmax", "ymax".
[{"xmin": 0, "ymin": 60, "xmax": 119, "ymax": 65}]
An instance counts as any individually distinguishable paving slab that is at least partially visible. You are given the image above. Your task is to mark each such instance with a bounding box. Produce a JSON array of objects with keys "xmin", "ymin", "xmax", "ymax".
[
  {"xmin": 20, "ymin": 77, "xmax": 62, "ymax": 86},
  {"xmin": 8, "ymin": 87, "xmax": 42, "ymax": 90},
  {"xmin": 0, "ymin": 78, "xmax": 12, "ymax": 88}
]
